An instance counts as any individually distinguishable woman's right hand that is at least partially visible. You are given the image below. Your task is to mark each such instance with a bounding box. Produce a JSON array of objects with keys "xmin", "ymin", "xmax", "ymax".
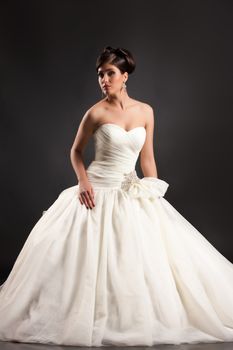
[{"xmin": 78, "ymin": 178, "xmax": 95, "ymax": 209}]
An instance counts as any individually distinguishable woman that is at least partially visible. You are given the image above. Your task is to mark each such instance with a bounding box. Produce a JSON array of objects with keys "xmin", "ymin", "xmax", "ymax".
[
  {"xmin": 71, "ymin": 46, "xmax": 158, "ymax": 211},
  {"xmin": 0, "ymin": 46, "xmax": 233, "ymax": 347}
]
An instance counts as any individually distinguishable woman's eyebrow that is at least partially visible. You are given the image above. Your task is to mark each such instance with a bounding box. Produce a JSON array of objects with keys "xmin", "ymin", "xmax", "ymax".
[{"xmin": 98, "ymin": 68, "xmax": 112, "ymax": 74}]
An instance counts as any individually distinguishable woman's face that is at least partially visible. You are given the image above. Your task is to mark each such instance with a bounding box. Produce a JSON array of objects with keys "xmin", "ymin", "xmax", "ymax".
[{"xmin": 97, "ymin": 63, "xmax": 128, "ymax": 96}]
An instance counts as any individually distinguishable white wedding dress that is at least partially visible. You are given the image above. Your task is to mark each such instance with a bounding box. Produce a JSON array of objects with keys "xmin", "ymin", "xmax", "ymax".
[{"xmin": 1, "ymin": 122, "xmax": 233, "ymax": 347}]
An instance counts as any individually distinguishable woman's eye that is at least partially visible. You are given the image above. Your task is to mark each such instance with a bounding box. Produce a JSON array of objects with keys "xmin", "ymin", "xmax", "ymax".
[{"xmin": 98, "ymin": 71, "xmax": 114, "ymax": 78}]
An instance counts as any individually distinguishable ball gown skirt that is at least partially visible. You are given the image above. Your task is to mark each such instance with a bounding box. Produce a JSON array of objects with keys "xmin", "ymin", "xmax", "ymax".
[{"xmin": 0, "ymin": 123, "xmax": 233, "ymax": 347}]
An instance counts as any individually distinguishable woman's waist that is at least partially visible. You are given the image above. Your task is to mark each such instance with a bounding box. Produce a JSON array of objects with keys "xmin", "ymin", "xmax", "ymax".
[{"xmin": 86, "ymin": 160, "xmax": 138, "ymax": 188}]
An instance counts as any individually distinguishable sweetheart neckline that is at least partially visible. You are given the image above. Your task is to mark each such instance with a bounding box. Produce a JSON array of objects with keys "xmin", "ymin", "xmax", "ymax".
[{"xmin": 93, "ymin": 123, "xmax": 146, "ymax": 135}]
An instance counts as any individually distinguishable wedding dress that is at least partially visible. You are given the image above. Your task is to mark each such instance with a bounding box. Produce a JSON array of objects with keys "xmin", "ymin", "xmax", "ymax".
[{"xmin": 0, "ymin": 122, "xmax": 233, "ymax": 347}]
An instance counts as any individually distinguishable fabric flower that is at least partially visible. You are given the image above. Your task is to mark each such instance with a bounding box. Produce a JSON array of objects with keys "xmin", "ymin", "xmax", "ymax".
[{"xmin": 121, "ymin": 170, "xmax": 169, "ymax": 199}]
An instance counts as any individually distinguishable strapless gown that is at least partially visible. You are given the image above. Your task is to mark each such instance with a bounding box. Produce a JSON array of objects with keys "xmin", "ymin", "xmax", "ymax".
[{"xmin": 0, "ymin": 123, "xmax": 233, "ymax": 347}]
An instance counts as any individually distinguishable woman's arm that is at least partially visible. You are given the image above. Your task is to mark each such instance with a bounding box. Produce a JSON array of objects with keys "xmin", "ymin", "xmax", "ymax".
[
  {"xmin": 70, "ymin": 109, "xmax": 96, "ymax": 183},
  {"xmin": 140, "ymin": 105, "xmax": 158, "ymax": 178},
  {"xmin": 70, "ymin": 109, "xmax": 98, "ymax": 209}
]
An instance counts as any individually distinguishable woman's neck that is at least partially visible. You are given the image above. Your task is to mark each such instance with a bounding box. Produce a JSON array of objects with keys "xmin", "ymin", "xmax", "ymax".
[{"xmin": 105, "ymin": 89, "xmax": 131, "ymax": 111}]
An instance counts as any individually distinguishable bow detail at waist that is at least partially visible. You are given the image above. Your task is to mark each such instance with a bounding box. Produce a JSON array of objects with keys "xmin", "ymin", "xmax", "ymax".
[{"xmin": 121, "ymin": 170, "xmax": 169, "ymax": 199}]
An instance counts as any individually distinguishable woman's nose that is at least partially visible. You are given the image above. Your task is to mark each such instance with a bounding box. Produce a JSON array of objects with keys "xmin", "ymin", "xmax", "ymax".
[{"xmin": 102, "ymin": 74, "xmax": 109, "ymax": 83}]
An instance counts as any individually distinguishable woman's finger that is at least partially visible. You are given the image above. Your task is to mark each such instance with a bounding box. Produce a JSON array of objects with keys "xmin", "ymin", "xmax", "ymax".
[
  {"xmin": 80, "ymin": 191, "xmax": 90, "ymax": 209},
  {"xmin": 87, "ymin": 190, "xmax": 95, "ymax": 207}
]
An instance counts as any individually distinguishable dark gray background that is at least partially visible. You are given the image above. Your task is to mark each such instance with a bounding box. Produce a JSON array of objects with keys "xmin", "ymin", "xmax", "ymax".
[{"xmin": 1, "ymin": 0, "xmax": 233, "ymax": 282}]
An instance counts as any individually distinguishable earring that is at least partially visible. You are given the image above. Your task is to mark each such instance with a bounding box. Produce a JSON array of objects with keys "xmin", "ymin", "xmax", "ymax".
[{"xmin": 123, "ymin": 81, "xmax": 127, "ymax": 89}]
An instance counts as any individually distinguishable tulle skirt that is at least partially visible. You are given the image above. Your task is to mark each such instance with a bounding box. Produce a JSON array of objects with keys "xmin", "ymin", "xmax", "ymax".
[{"xmin": 0, "ymin": 174, "xmax": 233, "ymax": 346}]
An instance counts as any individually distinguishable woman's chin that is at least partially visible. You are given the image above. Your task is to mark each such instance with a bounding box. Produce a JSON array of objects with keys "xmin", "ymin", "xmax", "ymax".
[
  {"xmin": 106, "ymin": 91, "xmax": 116, "ymax": 97},
  {"xmin": 102, "ymin": 90, "xmax": 118, "ymax": 98}
]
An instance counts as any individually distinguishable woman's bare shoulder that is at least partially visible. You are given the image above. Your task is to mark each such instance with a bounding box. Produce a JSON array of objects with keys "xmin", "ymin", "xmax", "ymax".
[
  {"xmin": 128, "ymin": 98, "xmax": 153, "ymax": 113},
  {"xmin": 81, "ymin": 100, "xmax": 106, "ymax": 125},
  {"xmin": 136, "ymin": 99, "xmax": 154, "ymax": 111},
  {"xmin": 86, "ymin": 99, "xmax": 107, "ymax": 118},
  {"xmin": 131, "ymin": 99, "xmax": 154, "ymax": 125}
]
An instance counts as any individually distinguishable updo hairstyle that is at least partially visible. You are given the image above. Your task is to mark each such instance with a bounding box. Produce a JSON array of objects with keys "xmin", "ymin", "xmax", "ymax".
[{"xmin": 96, "ymin": 46, "xmax": 136, "ymax": 75}]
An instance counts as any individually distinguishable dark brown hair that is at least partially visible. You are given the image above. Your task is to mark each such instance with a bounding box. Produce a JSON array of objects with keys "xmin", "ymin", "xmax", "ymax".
[{"xmin": 96, "ymin": 46, "xmax": 136, "ymax": 75}]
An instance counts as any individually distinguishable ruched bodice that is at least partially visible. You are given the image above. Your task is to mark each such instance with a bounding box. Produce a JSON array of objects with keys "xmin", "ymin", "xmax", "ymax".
[{"xmin": 86, "ymin": 123, "xmax": 146, "ymax": 188}]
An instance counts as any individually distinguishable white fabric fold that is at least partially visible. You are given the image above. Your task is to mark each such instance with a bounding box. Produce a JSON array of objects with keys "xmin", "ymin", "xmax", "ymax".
[{"xmin": 124, "ymin": 176, "xmax": 169, "ymax": 199}]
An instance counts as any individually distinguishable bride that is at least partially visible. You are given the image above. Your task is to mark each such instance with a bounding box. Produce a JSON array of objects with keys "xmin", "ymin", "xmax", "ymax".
[
  {"xmin": 0, "ymin": 46, "xmax": 233, "ymax": 347},
  {"xmin": 71, "ymin": 46, "xmax": 158, "ymax": 210}
]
